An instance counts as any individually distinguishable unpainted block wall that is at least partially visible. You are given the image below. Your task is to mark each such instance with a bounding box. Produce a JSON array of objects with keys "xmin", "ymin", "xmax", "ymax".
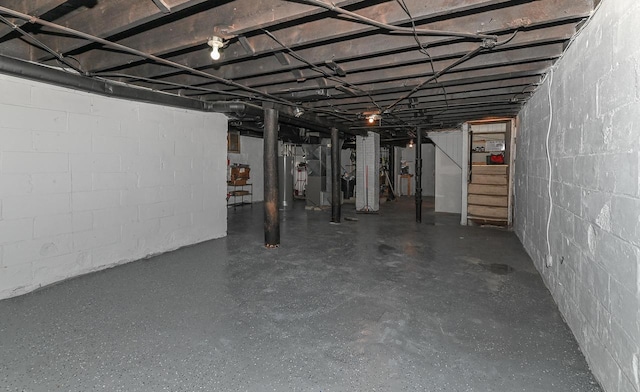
[
  {"xmin": 0, "ymin": 74, "xmax": 228, "ymax": 300},
  {"xmin": 514, "ymin": 1, "xmax": 640, "ymax": 391}
]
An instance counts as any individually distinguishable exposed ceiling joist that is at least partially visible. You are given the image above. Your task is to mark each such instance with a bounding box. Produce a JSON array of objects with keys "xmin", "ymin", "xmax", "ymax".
[{"xmin": 0, "ymin": 0, "xmax": 595, "ymax": 132}]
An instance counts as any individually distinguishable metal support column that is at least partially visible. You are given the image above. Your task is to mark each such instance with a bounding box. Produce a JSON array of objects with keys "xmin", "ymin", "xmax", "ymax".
[
  {"xmin": 264, "ymin": 108, "xmax": 280, "ymax": 247},
  {"xmin": 388, "ymin": 146, "xmax": 395, "ymax": 200},
  {"xmin": 331, "ymin": 127, "xmax": 341, "ymax": 223},
  {"xmin": 415, "ymin": 127, "xmax": 423, "ymax": 223}
]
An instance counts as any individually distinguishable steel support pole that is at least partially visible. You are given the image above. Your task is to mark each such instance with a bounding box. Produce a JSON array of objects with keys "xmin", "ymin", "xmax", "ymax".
[
  {"xmin": 331, "ymin": 127, "xmax": 341, "ymax": 223},
  {"xmin": 264, "ymin": 108, "xmax": 280, "ymax": 247},
  {"xmin": 415, "ymin": 127, "xmax": 423, "ymax": 223},
  {"xmin": 388, "ymin": 146, "xmax": 395, "ymax": 200}
]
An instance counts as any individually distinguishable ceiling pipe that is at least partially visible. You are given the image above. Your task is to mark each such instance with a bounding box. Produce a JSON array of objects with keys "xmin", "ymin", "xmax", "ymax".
[
  {"xmin": 0, "ymin": 54, "xmax": 347, "ymax": 134},
  {"xmin": 0, "ymin": 54, "xmax": 209, "ymax": 111},
  {"xmin": 0, "ymin": 54, "xmax": 268, "ymax": 122},
  {"xmin": 293, "ymin": 0, "xmax": 498, "ymax": 41},
  {"xmin": 0, "ymin": 5, "xmax": 293, "ymax": 107}
]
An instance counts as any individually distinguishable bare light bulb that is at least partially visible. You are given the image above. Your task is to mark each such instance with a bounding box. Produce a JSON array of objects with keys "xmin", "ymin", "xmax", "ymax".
[
  {"xmin": 210, "ymin": 46, "xmax": 221, "ymax": 60},
  {"xmin": 208, "ymin": 36, "xmax": 224, "ymax": 61},
  {"xmin": 368, "ymin": 116, "xmax": 375, "ymax": 124}
]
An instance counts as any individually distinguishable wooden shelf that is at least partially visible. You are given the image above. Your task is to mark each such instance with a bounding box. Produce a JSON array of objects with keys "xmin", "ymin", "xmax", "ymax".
[{"xmin": 227, "ymin": 183, "xmax": 252, "ymax": 208}]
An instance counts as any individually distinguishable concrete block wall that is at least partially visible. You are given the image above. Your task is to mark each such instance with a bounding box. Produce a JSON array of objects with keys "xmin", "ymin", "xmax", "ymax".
[
  {"xmin": 514, "ymin": 1, "xmax": 640, "ymax": 391},
  {"xmin": 0, "ymin": 74, "xmax": 228, "ymax": 300}
]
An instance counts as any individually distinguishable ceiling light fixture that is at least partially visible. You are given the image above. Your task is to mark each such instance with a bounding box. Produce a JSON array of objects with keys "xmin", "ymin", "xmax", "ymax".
[
  {"xmin": 367, "ymin": 114, "xmax": 381, "ymax": 124},
  {"xmin": 408, "ymin": 139, "xmax": 414, "ymax": 148},
  {"xmin": 208, "ymin": 36, "xmax": 225, "ymax": 61}
]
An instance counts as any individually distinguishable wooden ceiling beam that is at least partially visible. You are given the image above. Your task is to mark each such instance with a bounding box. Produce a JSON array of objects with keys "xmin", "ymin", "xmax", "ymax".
[
  {"xmin": 188, "ymin": 43, "xmax": 563, "ymax": 98},
  {"xmin": 324, "ymin": 86, "xmax": 534, "ymax": 112},
  {"xmin": 183, "ymin": 64, "xmax": 549, "ymax": 106},
  {"xmin": 0, "ymin": 0, "xmax": 68, "ymax": 58},
  {"xmin": 30, "ymin": 0, "xmax": 210, "ymax": 62},
  {"xmin": 190, "ymin": 35, "xmax": 567, "ymax": 94},
  {"xmin": 0, "ymin": 0, "xmax": 68, "ymax": 40},
  {"xmin": 224, "ymin": 24, "xmax": 575, "ymax": 87},
  {"xmin": 306, "ymin": 76, "xmax": 541, "ymax": 108},
  {"xmin": 89, "ymin": 0, "xmax": 513, "ymax": 76},
  {"xmin": 63, "ymin": 0, "xmax": 367, "ymax": 72},
  {"xmin": 111, "ymin": 1, "xmax": 586, "ymax": 89}
]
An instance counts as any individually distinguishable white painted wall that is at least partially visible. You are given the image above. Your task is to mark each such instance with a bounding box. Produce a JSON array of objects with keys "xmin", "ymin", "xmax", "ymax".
[
  {"xmin": 421, "ymin": 144, "xmax": 435, "ymax": 197},
  {"xmin": 434, "ymin": 148, "xmax": 462, "ymax": 213},
  {"xmin": 515, "ymin": 1, "xmax": 640, "ymax": 390},
  {"xmin": 0, "ymin": 74, "xmax": 228, "ymax": 300},
  {"xmin": 228, "ymin": 135, "xmax": 264, "ymax": 202},
  {"xmin": 429, "ymin": 130, "xmax": 464, "ymax": 167},
  {"xmin": 429, "ymin": 130, "xmax": 463, "ymax": 214}
]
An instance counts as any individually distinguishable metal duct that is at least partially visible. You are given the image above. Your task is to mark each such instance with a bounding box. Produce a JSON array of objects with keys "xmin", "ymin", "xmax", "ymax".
[{"xmin": 278, "ymin": 156, "xmax": 294, "ymax": 209}]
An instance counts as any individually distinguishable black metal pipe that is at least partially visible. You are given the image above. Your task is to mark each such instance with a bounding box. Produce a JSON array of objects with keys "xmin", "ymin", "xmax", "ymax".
[
  {"xmin": 0, "ymin": 54, "xmax": 211, "ymax": 111},
  {"xmin": 0, "ymin": 54, "xmax": 276, "ymax": 118},
  {"xmin": 264, "ymin": 108, "xmax": 280, "ymax": 248},
  {"xmin": 331, "ymin": 127, "xmax": 341, "ymax": 223},
  {"xmin": 415, "ymin": 127, "xmax": 423, "ymax": 223}
]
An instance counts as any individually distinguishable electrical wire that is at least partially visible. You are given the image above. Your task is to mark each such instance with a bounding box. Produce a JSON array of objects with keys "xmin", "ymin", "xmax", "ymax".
[
  {"xmin": 382, "ymin": 29, "xmax": 518, "ymax": 114},
  {"xmin": 510, "ymin": 83, "xmax": 540, "ymax": 102},
  {"xmin": 0, "ymin": 6, "xmax": 295, "ymax": 107},
  {"xmin": 263, "ymin": 29, "xmax": 418, "ymax": 131},
  {"xmin": 0, "ymin": 14, "xmax": 87, "ymax": 76},
  {"xmin": 262, "ymin": 29, "xmax": 384, "ymax": 114},
  {"xmin": 97, "ymin": 71, "xmax": 357, "ymax": 122},
  {"xmin": 396, "ymin": 0, "xmax": 449, "ymax": 117},
  {"xmin": 545, "ymin": 67, "xmax": 553, "ymax": 268},
  {"xmin": 383, "ymin": 45, "xmax": 483, "ymax": 113},
  {"xmin": 538, "ymin": 0, "xmax": 601, "ymax": 269},
  {"xmin": 0, "ymin": 5, "xmax": 363, "ymax": 127},
  {"xmin": 294, "ymin": 0, "xmax": 498, "ymax": 41}
]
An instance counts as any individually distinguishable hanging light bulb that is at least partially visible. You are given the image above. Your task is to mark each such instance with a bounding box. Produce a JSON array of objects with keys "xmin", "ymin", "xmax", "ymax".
[
  {"xmin": 408, "ymin": 139, "xmax": 414, "ymax": 148},
  {"xmin": 207, "ymin": 36, "xmax": 224, "ymax": 61},
  {"xmin": 210, "ymin": 46, "xmax": 221, "ymax": 60},
  {"xmin": 366, "ymin": 113, "xmax": 381, "ymax": 124}
]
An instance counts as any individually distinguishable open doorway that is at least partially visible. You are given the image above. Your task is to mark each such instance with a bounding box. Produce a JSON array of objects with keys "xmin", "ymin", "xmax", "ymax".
[{"xmin": 465, "ymin": 119, "xmax": 514, "ymax": 226}]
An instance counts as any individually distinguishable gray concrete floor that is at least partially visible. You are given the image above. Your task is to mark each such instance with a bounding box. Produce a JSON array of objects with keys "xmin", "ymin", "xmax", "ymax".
[{"xmin": 0, "ymin": 198, "xmax": 601, "ymax": 392}]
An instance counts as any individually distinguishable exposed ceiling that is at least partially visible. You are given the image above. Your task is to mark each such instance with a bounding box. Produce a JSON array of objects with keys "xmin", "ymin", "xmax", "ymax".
[{"xmin": 0, "ymin": 0, "xmax": 594, "ymax": 143}]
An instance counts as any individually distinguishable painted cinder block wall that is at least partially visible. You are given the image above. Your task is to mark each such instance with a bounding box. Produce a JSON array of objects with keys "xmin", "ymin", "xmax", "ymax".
[
  {"xmin": 514, "ymin": 0, "xmax": 640, "ymax": 391},
  {"xmin": 228, "ymin": 135, "xmax": 264, "ymax": 203},
  {"xmin": 0, "ymin": 74, "xmax": 228, "ymax": 300}
]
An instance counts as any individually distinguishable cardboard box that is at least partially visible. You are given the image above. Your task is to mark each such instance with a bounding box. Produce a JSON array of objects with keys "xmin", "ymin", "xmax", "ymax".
[{"xmin": 230, "ymin": 166, "xmax": 250, "ymax": 180}]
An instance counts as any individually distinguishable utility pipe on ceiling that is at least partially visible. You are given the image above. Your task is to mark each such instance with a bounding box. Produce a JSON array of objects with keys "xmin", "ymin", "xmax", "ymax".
[{"xmin": 0, "ymin": 54, "xmax": 348, "ymax": 134}]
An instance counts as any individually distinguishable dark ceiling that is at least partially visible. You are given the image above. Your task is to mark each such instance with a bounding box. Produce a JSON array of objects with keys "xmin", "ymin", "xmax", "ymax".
[{"xmin": 0, "ymin": 0, "xmax": 594, "ymax": 141}]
